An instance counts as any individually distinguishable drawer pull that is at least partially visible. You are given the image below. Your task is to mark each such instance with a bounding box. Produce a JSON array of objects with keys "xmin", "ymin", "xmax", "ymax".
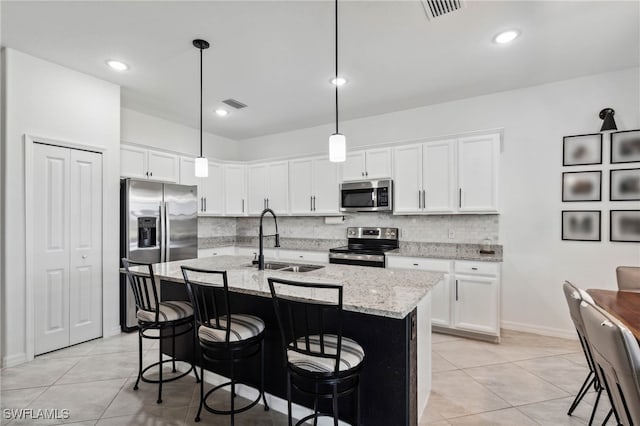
[
  {"xmin": 472, "ymin": 267, "xmax": 478, "ymax": 270},
  {"xmin": 413, "ymin": 263, "xmax": 419, "ymax": 266}
]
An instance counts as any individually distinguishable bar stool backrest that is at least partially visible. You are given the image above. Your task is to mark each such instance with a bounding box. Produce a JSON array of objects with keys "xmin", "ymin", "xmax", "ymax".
[
  {"xmin": 181, "ymin": 266, "xmax": 232, "ymax": 344},
  {"xmin": 268, "ymin": 277, "xmax": 343, "ymax": 374},
  {"xmin": 616, "ymin": 266, "xmax": 640, "ymax": 291},
  {"xmin": 122, "ymin": 258, "xmax": 160, "ymax": 323},
  {"xmin": 580, "ymin": 300, "xmax": 640, "ymax": 425}
]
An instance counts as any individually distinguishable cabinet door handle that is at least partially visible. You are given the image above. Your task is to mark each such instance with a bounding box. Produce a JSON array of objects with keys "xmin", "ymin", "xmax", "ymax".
[
  {"xmin": 471, "ymin": 267, "xmax": 478, "ymax": 271},
  {"xmin": 455, "ymin": 280, "xmax": 459, "ymax": 301},
  {"xmin": 366, "ymin": 171, "xmax": 368, "ymax": 177},
  {"xmin": 361, "ymin": 172, "xmax": 364, "ymax": 177},
  {"xmin": 149, "ymin": 171, "xmax": 153, "ymax": 177},
  {"xmin": 146, "ymin": 171, "xmax": 149, "ymax": 177},
  {"xmin": 422, "ymin": 189, "xmax": 426, "ymax": 209},
  {"xmin": 418, "ymin": 190, "xmax": 421, "ymax": 209},
  {"xmin": 459, "ymin": 188, "xmax": 462, "ymax": 208},
  {"xmin": 267, "ymin": 198, "xmax": 269, "ymax": 209},
  {"xmin": 242, "ymin": 199, "xmax": 245, "ymax": 213},
  {"xmin": 204, "ymin": 197, "xmax": 207, "ymax": 212},
  {"xmin": 200, "ymin": 197, "xmax": 203, "ymax": 212},
  {"xmin": 413, "ymin": 263, "xmax": 419, "ymax": 266},
  {"xmin": 312, "ymin": 196, "xmax": 316, "ymax": 211},
  {"xmin": 310, "ymin": 196, "xmax": 313, "ymax": 212}
]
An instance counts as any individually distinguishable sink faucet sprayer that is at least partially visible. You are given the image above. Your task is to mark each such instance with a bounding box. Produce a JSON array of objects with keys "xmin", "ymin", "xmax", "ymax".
[{"xmin": 257, "ymin": 208, "xmax": 280, "ymax": 270}]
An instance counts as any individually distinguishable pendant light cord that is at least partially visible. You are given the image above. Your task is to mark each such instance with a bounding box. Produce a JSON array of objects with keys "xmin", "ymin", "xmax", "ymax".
[
  {"xmin": 199, "ymin": 46, "xmax": 203, "ymax": 157},
  {"xmin": 335, "ymin": 0, "xmax": 339, "ymax": 135}
]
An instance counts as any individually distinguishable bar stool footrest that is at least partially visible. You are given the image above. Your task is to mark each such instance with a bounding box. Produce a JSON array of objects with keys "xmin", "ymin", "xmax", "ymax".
[
  {"xmin": 202, "ymin": 380, "xmax": 266, "ymax": 415},
  {"xmin": 139, "ymin": 359, "xmax": 196, "ymax": 385}
]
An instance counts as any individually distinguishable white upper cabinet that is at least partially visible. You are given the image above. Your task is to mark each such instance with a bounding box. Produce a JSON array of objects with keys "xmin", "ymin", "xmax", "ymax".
[
  {"xmin": 223, "ymin": 164, "xmax": 247, "ymax": 216},
  {"xmin": 312, "ymin": 158, "xmax": 340, "ymax": 214},
  {"xmin": 121, "ymin": 144, "xmax": 178, "ymax": 183},
  {"xmin": 179, "ymin": 157, "xmax": 223, "ymax": 215},
  {"xmin": 423, "ymin": 140, "xmax": 456, "ymax": 213},
  {"xmin": 289, "ymin": 156, "xmax": 340, "ymax": 215},
  {"xmin": 458, "ymin": 134, "xmax": 500, "ymax": 213},
  {"xmin": 247, "ymin": 162, "xmax": 289, "ymax": 215},
  {"xmin": 393, "ymin": 144, "xmax": 423, "ymax": 213},
  {"xmin": 393, "ymin": 134, "xmax": 499, "ymax": 214},
  {"xmin": 341, "ymin": 148, "xmax": 392, "ymax": 181}
]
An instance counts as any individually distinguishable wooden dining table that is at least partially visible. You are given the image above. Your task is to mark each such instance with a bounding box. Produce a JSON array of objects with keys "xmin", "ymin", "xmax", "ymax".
[{"xmin": 587, "ymin": 289, "xmax": 640, "ymax": 340}]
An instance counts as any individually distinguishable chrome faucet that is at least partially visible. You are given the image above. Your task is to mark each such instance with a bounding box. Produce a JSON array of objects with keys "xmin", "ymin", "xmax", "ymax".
[{"xmin": 257, "ymin": 208, "xmax": 280, "ymax": 270}]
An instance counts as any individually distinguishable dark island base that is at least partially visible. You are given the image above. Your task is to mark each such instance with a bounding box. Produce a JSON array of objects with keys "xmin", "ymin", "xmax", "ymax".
[{"xmin": 161, "ymin": 280, "xmax": 418, "ymax": 426}]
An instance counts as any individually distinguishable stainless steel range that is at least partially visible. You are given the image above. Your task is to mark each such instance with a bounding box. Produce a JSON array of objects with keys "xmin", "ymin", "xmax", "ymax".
[{"xmin": 329, "ymin": 227, "xmax": 399, "ymax": 268}]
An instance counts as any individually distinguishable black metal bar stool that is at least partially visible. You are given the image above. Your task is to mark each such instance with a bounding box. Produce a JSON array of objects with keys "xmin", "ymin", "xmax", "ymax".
[
  {"xmin": 267, "ymin": 277, "xmax": 364, "ymax": 426},
  {"xmin": 122, "ymin": 258, "xmax": 199, "ymax": 404},
  {"xmin": 181, "ymin": 266, "xmax": 269, "ymax": 425}
]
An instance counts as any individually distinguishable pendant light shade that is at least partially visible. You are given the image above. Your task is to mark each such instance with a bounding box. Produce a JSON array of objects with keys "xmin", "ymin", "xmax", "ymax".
[
  {"xmin": 329, "ymin": 133, "xmax": 346, "ymax": 162},
  {"xmin": 193, "ymin": 38, "xmax": 210, "ymax": 177},
  {"xmin": 195, "ymin": 157, "xmax": 208, "ymax": 177},
  {"xmin": 329, "ymin": 0, "xmax": 346, "ymax": 163}
]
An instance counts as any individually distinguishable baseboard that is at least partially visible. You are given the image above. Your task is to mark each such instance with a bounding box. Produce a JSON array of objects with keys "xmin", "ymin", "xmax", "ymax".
[
  {"xmin": 3, "ymin": 352, "xmax": 28, "ymax": 368},
  {"xmin": 105, "ymin": 325, "xmax": 122, "ymax": 338},
  {"xmin": 177, "ymin": 363, "xmax": 350, "ymax": 425},
  {"xmin": 501, "ymin": 320, "xmax": 577, "ymax": 340}
]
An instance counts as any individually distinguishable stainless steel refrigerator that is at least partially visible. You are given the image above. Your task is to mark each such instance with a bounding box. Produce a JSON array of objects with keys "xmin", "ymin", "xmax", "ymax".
[{"xmin": 120, "ymin": 179, "xmax": 198, "ymax": 330}]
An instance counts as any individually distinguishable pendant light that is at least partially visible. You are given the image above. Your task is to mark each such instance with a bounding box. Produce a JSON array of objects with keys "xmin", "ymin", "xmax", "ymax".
[
  {"xmin": 193, "ymin": 39, "xmax": 210, "ymax": 177},
  {"xmin": 329, "ymin": 0, "xmax": 346, "ymax": 163}
]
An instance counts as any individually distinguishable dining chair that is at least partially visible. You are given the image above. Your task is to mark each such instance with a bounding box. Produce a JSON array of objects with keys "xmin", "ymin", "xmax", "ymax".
[{"xmin": 616, "ymin": 266, "xmax": 640, "ymax": 291}]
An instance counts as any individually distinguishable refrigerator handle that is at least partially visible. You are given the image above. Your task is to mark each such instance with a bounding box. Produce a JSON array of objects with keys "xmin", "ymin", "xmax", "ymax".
[
  {"xmin": 164, "ymin": 202, "xmax": 171, "ymax": 262},
  {"xmin": 159, "ymin": 204, "xmax": 165, "ymax": 263}
]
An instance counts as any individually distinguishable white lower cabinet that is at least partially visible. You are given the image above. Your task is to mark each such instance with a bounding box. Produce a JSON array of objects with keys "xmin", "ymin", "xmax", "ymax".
[{"xmin": 387, "ymin": 256, "xmax": 500, "ymax": 341}]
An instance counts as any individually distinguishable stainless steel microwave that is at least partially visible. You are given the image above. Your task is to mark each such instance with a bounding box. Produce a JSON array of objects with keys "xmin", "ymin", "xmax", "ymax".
[{"xmin": 340, "ymin": 179, "xmax": 393, "ymax": 212}]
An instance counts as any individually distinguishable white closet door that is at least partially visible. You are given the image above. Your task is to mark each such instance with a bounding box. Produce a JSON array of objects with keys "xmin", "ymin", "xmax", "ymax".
[
  {"xmin": 34, "ymin": 144, "xmax": 71, "ymax": 354},
  {"xmin": 69, "ymin": 150, "xmax": 103, "ymax": 345}
]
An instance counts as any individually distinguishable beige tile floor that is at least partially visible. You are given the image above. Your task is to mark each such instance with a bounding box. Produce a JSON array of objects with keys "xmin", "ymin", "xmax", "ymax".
[{"xmin": 0, "ymin": 330, "xmax": 611, "ymax": 425}]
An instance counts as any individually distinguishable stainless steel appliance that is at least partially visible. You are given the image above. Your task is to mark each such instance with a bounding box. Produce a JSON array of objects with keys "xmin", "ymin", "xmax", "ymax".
[
  {"xmin": 329, "ymin": 227, "xmax": 399, "ymax": 268},
  {"xmin": 119, "ymin": 179, "xmax": 198, "ymax": 331},
  {"xmin": 340, "ymin": 179, "xmax": 393, "ymax": 212}
]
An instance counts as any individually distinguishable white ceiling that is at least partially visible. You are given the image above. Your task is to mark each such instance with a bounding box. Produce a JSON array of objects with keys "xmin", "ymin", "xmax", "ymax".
[{"xmin": 2, "ymin": 1, "xmax": 638, "ymax": 140}]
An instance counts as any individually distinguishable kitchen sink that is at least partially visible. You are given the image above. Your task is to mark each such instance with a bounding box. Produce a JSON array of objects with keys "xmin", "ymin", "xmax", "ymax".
[{"xmin": 246, "ymin": 262, "xmax": 324, "ymax": 273}]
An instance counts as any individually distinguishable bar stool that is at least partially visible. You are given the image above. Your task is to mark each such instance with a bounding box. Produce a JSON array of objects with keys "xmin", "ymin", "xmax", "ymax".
[
  {"xmin": 121, "ymin": 259, "xmax": 199, "ymax": 404},
  {"xmin": 616, "ymin": 266, "xmax": 640, "ymax": 291},
  {"xmin": 267, "ymin": 277, "xmax": 364, "ymax": 426},
  {"xmin": 580, "ymin": 300, "xmax": 640, "ymax": 425},
  {"xmin": 181, "ymin": 266, "xmax": 269, "ymax": 425}
]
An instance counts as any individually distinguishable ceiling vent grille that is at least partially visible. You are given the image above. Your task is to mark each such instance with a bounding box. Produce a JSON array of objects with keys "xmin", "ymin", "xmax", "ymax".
[
  {"xmin": 421, "ymin": 0, "xmax": 464, "ymax": 20},
  {"xmin": 222, "ymin": 98, "xmax": 248, "ymax": 109}
]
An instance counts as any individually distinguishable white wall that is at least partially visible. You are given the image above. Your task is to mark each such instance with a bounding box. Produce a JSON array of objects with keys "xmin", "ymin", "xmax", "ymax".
[
  {"xmin": 121, "ymin": 108, "xmax": 239, "ymax": 161},
  {"xmin": 239, "ymin": 67, "xmax": 640, "ymax": 337},
  {"xmin": 1, "ymin": 49, "xmax": 121, "ymax": 366}
]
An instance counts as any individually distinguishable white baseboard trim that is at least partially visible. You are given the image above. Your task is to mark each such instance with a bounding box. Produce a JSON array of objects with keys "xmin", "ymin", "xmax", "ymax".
[
  {"xmin": 177, "ymin": 363, "xmax": 349, "ymax": 425},
  {"xmin": 501, "ymin": 321, "xmax": 577, "ymax": 340},
  {"xmin": 3, "ymin": 352, "xmax": 28, "ymax": 368},
  {"xmin": 105, "ymin": 326, "xmax": 122, "ymax": 338}
]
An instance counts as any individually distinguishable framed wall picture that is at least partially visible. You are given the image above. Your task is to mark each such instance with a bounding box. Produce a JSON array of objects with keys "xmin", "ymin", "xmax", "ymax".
[
  {"xmin": 610, "ymin": 168, "xmax": 640, "ymax": 201},
  {"xmin": 562, "ymin": 171, "xmax": 602, "ymax": 202},
  {"xmin": 610, "ymin": 210, "xmax": 640, "ymax": 242},
  {"xmin": 611, "ymin": 129, "xmax": 640, "ymax": 164},
  {"xmin": 562, "ymin": 211, "xmax": 601, "ymax": 241},
  {"xmin": 563, "ymin": 133, "xmax": 602, "ymax": 166}
]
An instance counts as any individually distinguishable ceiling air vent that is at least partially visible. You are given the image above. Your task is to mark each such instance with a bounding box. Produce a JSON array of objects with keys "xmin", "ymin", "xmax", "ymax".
[
  {"xmin": 222, "ymin": 98, "xmax": 248, "ymax": 109},
  {"xmin": 421, "ymin": 0, "xmax": 464, "ymax": 20}
]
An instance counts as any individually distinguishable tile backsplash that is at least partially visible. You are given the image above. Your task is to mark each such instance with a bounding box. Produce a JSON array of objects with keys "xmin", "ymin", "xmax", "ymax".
[{"xmin": 200, "ymin": 213, "xmax": 499, "ymax": 244}]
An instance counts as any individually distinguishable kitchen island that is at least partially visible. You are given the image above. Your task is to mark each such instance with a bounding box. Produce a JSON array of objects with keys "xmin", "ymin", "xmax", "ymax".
[{"xmin": 130, "ymin": 255, "xmax": 442, "ymax": 425}]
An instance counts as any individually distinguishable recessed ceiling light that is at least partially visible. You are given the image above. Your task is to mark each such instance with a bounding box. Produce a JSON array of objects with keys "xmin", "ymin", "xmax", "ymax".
[
  {"xmin": 493, "ymin": 30, "xmax": 520, "ymax": 45},
  {"xmin": 106, "ymin": 59, "xmax": 129, "ymax": 71},
  {"xmin": 215, "ymin": 109, "xmax": 229, "ymax": 117},
  {"xmin": 330, "ymin": 77, "xmax": 347, "ymax": 86}
]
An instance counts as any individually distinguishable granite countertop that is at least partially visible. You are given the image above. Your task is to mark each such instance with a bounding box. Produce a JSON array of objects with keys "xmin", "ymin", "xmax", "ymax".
[
  {"xmin": 131, "ymin": 255, "xmax": 442, "ymax": 319},
  {"xmin": 386, "ymin": 242, "xmax": 503, "ymax": 262}
]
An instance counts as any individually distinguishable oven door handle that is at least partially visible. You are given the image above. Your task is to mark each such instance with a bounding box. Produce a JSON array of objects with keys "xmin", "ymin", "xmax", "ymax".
[{"xmin": 329, "ymin": 252, "xmax": 386, "ymax": 263}]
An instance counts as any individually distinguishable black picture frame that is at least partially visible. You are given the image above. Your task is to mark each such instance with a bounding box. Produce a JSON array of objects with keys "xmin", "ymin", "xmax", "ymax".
[
  {"xmin": 610, "ymin": 210, "xmax": 640, "ymax": 242},
  {"xmin": 563, "ymin": 133, "xmax": 602, "ymax": 166},
  {"xmin": 611, "ymin": 129, "xmax": 640, "ymax": 164},
  {"xmin": 562, "ymin": 171, "xmax": 602, "ymax": 202},
  {"xmin": 562, "ymin": 211, "xmax": 601, "ymax": 241},
  {"xmin": 610, "ymin": 168, "xmax": 640, "ymax": 201}
]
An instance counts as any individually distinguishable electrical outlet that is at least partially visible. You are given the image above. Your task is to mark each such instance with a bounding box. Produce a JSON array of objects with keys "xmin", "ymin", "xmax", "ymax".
[{"xmin": 448, "ymin": 229, "xmax": 455, "ymax": 239}]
